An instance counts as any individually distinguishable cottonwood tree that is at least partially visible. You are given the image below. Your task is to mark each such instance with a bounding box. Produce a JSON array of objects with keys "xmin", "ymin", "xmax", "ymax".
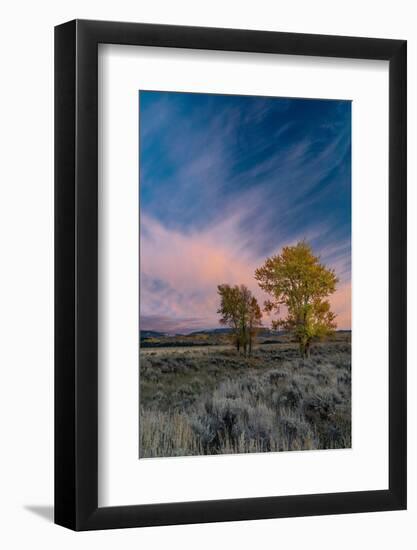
[
  {"xmin": 217, "ymin": 284, "xmax": 262, "ymax": 356},
  {"xmin": 255, "ymin": 241, "xmax": 338, "ymax": 358},
  {"xmin": 217, "ymin": 284, "xmax": 242, "ymax": 352}
]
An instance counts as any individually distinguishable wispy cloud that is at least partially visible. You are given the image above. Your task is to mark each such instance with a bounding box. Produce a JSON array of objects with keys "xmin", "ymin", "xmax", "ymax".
[{"xmin": 139, "ymin": 92, "xmax": 351, "ymax": 332}]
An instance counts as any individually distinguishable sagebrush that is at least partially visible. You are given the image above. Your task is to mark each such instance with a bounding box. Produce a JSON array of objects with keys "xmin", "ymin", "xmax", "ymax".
[{"xmin": 139, "ymin": 340, "xmax": 351, "ymax": 457}]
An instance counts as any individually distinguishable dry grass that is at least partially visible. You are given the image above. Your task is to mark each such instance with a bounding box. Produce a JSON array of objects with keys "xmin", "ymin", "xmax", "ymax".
[{"xmin": 139, "ymin": 340, "xmax": 351, "ymax": 458}]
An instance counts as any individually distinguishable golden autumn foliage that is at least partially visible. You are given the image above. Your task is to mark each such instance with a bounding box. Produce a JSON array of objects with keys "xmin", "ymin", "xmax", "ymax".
[{"xmin": 255, "ymin": 241, "xmax": 338, "ymax": 358}]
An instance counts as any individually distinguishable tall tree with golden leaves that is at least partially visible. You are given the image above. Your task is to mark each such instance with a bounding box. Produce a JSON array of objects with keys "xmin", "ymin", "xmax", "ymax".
[{"xmin": 255, "ymin": 241, "xmax": 338, "ymax": 358}]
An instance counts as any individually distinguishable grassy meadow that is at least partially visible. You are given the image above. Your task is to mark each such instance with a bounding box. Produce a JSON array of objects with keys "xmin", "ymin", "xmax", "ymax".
[{"xmin": 139, "ymin": 332, "xmax": 351, "ymax": 458}]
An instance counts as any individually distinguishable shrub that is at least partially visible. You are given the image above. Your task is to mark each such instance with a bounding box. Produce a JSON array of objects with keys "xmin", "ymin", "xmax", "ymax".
[{"xmin": 139, "ymin": 341, "xmax": 351, "ymax": 456}]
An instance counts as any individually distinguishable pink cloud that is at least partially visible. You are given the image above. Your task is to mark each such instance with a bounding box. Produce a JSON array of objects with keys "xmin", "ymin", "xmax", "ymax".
[
  {"xmin": 329, "ymin": 281, "xmax": 351, "ymax": 330},
  {"xmin": 140, "ymin": 214, "xmax": 351, "ymax": 332}
]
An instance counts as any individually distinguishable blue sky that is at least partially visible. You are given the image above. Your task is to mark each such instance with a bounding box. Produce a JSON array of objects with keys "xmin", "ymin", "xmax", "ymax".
[{"xmin": 140, "ymin": 91, "xmax": 351, "ymax": 333}]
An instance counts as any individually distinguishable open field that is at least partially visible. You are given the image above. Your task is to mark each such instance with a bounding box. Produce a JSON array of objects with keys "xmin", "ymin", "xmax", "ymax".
[{"xmin": 139, "ymin": 335, "xmax": 351, "ymax": 458}]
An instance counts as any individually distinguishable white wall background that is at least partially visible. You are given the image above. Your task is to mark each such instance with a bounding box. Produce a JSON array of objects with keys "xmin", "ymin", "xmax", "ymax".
[{"xmin": 0, "ymin": 1, "xmax": 414, "ymax": 548}]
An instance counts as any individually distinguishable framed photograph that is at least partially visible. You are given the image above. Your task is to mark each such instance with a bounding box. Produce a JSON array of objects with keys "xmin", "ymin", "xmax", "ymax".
[{"xmin": 55, "ymin": 19, "xmax": 406, "ymax": 530}]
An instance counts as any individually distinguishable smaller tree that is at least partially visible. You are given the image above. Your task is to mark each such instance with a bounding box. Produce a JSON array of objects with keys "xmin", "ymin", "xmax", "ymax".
[
  {"xmin": 217, "ymin": 284, "xmax": 242, "ymax": 352},
  {"xmin": 217, "ymin": 284, "xmax": 262, "ymax": 356},
  {"xmin": 255, "ymin": 241, "xmax": 338, "ymax": 358}
]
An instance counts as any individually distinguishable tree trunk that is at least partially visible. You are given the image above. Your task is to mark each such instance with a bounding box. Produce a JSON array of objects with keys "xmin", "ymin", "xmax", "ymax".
[{"xmin": 299, "ymin": 340, "xmax": 311, "ymax": 359}]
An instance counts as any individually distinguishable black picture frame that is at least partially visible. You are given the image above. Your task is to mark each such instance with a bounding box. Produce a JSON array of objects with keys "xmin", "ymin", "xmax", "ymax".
[{"xmin": 55, "ymin": 19, "xmax": 407, "ymax": 531}]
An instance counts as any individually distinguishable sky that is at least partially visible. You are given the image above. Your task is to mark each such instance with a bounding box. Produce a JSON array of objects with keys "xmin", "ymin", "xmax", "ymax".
[{"xmin": 139, "ymin": 91, "xmax": 351, "ymax": 334}]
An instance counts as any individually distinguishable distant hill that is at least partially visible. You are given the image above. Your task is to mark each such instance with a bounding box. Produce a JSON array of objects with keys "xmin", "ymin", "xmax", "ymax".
[
  {"xmin": 187, "ymin": 328, "xmax": 232, "ymax": 336},
  {"xmin": 141, "ymin": 327, "xmax": 350, "ymax": 339},
  {"xmin": 188, "ymin": 327, "xmax": 286, "ymax": 335},
  {"xmin": 140, "ymin": 330, "xmax": 166, "ymax": 339}
]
